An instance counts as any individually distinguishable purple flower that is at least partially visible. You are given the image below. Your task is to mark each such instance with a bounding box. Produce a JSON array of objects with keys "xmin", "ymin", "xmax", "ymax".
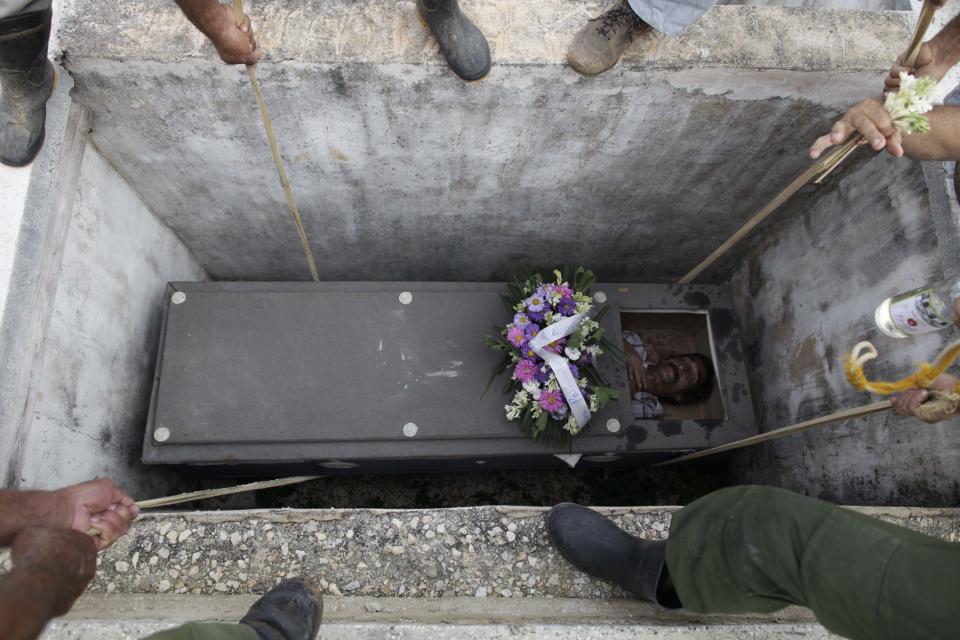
[
  {"xmin": 506, "ymin": 325, "xmax": 525, "ymax": 348},
  {"xmin": 578, "ymin": 351, "xmax": 594, "ymax": 365},
  {"xmin": 535, "ymin": 366, "xmax": 552, "ymax": 384},
  {"xmin": 539, "ymin": 389, "xmax": 566, "ymax": 414},
  {"xmin": 527, "ymin": 294, "xmax": 546, "ymax": 313},
  {"xmin": 568, "ymin": 363, "xmax": 579, "ymax": 379},
  {"xmin": 557, "ymin": 295, "xmax": 576, "ymax": 316},
  {"xmin": 515, "ymin": 313, "xmax": 533, "ymax": 327},
  {"xmin": 514, "ymin": 359, "xmax": 539, "ymax": 383},
  {"xmin": 528, "ymin": 309, "xmax": 545, "ymax": 324}
]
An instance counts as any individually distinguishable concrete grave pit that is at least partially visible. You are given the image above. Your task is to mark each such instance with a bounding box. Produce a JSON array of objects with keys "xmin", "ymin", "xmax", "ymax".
[{"xmin": 3, "ymin": 1, "xmax": 960, "ymax": 618}]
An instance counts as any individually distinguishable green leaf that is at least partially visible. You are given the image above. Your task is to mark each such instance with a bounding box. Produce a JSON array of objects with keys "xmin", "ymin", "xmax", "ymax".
[{"xmin": 481, "ymin": 354, "xmax": 512, "ymax": 398}]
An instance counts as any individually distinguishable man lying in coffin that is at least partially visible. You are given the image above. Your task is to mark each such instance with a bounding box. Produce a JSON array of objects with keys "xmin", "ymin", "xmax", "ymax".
[{"xmin": 623, "ymin": 331, "xmax": 715, "ymax": 419}]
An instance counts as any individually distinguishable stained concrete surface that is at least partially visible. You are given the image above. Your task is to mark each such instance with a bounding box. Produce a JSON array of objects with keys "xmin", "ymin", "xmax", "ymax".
[
  {"xmin": 726, "ymin": 149, "xmax": 960, "ymax": 505},
  {"xmin": 9, "ymin": 146, "xmax": 207, "ymax": 493},
  {"xmin": 56, "ymin": 1, "xmax": 915, "ymax": 280}
]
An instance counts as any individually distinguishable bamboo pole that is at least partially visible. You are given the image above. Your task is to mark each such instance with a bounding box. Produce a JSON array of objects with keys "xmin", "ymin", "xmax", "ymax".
[
  {"xmin": 87, "ymin": 476, "xmax": 322, "ymax": 537},
  {"xmin": 652, "ymin": 402, "xmax": 891, "ymax": 467},
  {"xmin": 232, "ymin": 0, "xmax": 320, "ymax": 281}
]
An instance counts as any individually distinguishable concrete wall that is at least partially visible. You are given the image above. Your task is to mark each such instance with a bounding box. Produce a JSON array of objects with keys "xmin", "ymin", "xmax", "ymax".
[
  {"xmin": 4, "ymin": 141, "xmax": 207, "ymax": 492},
  {"xmin": 57, "ymin": 1, "xmax": 916, "ymax": 281},
  {"xmin": 726, "ymin": 150, "xmax": 960, "ymax": 505}
]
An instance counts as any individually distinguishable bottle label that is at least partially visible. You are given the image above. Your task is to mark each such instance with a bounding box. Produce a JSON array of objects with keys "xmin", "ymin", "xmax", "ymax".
[{"xmin": 889, "ymin": 289, "xmax": 951, "ymax": 335}]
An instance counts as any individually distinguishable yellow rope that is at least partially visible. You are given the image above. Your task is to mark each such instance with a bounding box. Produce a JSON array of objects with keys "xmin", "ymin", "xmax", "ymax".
[{"xmin": 845, "ymin": 339, "xmax": 960, "ymax": 395}]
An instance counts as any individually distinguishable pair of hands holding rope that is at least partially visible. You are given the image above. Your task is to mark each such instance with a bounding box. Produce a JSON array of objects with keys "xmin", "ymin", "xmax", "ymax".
[{"xmin": 810, "ymin": 0, "xmax": 953, "ymax": 161}]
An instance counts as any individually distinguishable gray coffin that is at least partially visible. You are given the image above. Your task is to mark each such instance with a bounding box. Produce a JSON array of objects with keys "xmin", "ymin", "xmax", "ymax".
[{"xmin": 143, "ymin": 282, "xmax": 755, "ymax": 471}]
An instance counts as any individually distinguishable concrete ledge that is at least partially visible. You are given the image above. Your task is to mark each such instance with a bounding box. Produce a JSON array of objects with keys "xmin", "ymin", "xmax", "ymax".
[
  {"xmin": 5, "ymin": 505, "xmax": 955, "ymax": 599},
  {"xmin": 42, "ymin": 593, "xmax": 834, "ymax": 639},
  {"xmin": 59, "ymin": 1, "xmax": 913, "ymax": 71}
]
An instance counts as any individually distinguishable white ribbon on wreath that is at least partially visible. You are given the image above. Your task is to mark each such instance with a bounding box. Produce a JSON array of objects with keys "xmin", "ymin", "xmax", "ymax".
[{"xmin": 528, "ymin": 311, "xmax": 592, "ymax": 431}]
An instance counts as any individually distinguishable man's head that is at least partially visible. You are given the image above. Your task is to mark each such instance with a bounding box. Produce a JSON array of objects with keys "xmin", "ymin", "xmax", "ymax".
[{"xmin": 644, "ymin": 353, "xmax": 714, "ymax": 404}]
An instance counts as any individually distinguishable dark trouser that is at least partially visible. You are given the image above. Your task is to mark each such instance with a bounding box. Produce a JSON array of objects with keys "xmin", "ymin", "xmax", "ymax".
[{"xmin": 666, "ymin": 485, "xmax": 960, "ymax": 640}]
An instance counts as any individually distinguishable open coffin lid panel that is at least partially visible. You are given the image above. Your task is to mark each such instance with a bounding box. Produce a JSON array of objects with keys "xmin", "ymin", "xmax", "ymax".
[{"xmin": 143, "ymin": 282, "xmax": 755, "ymax": 470}]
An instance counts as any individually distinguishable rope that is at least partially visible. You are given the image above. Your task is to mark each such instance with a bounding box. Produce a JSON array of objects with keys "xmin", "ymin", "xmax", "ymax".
[
  {"xmin": 232, "ymin": 0, "xmax": 320, "ymax": 282},
  {"xmin": 845, "ymin": 338, "xmax": 960, "ymax": 395},
  {"xmin": 677, "ymin": 0, "xmax": 936, "ymax": 284}
]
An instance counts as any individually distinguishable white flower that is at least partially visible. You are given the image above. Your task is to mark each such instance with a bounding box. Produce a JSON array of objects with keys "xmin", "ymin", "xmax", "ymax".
[
  {"xmin": 575, "ymin": 301, "xmax": 592, "ymax": 314},
  {"xmin": 505, "ymin": 404, "xmax": 522, "ymax": 420},
  {"xmin": 565, "ymin": 346, "xmax": 581, "ymax": 361},
  {"xmin": 589, "ymin": 394, "xmax": 600, "ymax": 412},
  {"xmin": 523, "ymin": 381, "xmax": 541, "ymax": 399},
  {"xmin": 884, "ymin": 72, "xmax": 943, "ymax": 134},
  {"xmin": 544, "ymin": 311, "xmax": 557, "ymax": 325},
  {"xmin": 563, "ymin": 415, "xmax": 580, "ymax": 435},
  {"xmin": 579, "ymin": 318, "xmax": 599, "ymax": 336},
  {"xmin": 586, "ymin": 345, "xmax": 602, "ymax": 358},
  {"xmin": 578, "ymin": 378, "xmax": 589, "ymax": 389},
  {"xmin": 511, "ymin": 390, "xmax": 530, "ymax": 407}
]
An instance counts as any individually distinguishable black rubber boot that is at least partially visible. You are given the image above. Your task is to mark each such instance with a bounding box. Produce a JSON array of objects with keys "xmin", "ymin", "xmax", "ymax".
[
  {"xmin": 0, "ymin": 8, "xmax": 54, "ymax": 167},
  {"xmin": 546, "ymin": 503, "xmax": 681, "ymax": 608},
  {"xmin": 240, "ymin": 577, "xmax": 324, "ymax": 640},
  {"xmin": 417, "ymin": 0, "xmax": 491, "ymax": 81}
]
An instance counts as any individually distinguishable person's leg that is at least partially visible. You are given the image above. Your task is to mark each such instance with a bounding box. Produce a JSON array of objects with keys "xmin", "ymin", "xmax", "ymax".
[
  {"xmin": 548, "ymin": 486, "xmax": 960, "ymax": 640},
  {"xmin": 144, "ymin": 577, "xmax": 323, "ymax": 640},
  {"xmin": 0, "ymin": 0, "xmax": 54, "ymax": 167},
  {"xmin": 416, "ymin": 0, "xmax": 491, "ymax": 82},
  {"xmin": 667, "ymin": 485, "xmax": 960, "ymax": 640}
]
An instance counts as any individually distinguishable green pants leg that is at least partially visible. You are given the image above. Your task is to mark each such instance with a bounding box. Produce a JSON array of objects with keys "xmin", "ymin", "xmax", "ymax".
[
  {"xmin": 666, "ymin": 485, "xmax": 960, "ymax": 640},
  {"xmin": 143, "ymin": 622, "xmax": 259, "ymax": 640}
]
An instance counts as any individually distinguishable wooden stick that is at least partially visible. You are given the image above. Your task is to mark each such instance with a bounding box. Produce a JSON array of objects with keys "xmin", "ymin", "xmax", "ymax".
[
  {"xmin": 652, "ymin": 401, "xmax": 891, "ymax": 467},
  {"xmin": 677, "ymin": 0, "xmax": 936, "ymax": 284},
  {"xmin": 233, "ymin": 0, "xmax": 320, "ymax": 282},
  {"xmin": 87, "ymin": 475, "xmax": 322, "ymax": 536}
]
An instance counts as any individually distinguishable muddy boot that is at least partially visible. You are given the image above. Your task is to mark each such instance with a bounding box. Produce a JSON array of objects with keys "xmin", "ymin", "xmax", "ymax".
[
  {"xmin": 568, "ymin": 0, "xmax": 651, "ymax": 77},
  {"xmin": 0, "ymin": 8, "xmax": 54, "ymax": 167},
  {"xmin": 240, "ymin": 577, "xmax": 324, "ymax": 640},
  {"xmin": 417, "ymin": 0, "xmax": 491, "ymax": 81},
  {"xmin": 546, "ymin": 503, "xmax": 681, "ymax": 608}
]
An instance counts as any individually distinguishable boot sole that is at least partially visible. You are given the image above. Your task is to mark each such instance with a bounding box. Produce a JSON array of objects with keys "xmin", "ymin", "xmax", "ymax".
[{"xmin": 416, "ymin": 9, "xmax": 490, "ymax": 83}]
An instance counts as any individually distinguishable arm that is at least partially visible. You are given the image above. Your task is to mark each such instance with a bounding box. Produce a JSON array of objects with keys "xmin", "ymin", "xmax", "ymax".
[
  {"xmin": 809, "ymin": 102, "xmax": 960, "ymax": 161},
  {"xmin": 0, "ymin": 479, "xmax": 138, "ymax": 550},
  {"xmin": 174, "ymin": 0, "xmax": 261, "ymax": 65},
  {"xmin": 0, "ymin": 527, "xmax": 96, "ymax": 640}
]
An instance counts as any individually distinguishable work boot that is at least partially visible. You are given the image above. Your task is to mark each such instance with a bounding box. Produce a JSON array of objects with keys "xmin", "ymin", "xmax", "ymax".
[
  {"xmin": 240, "ymin": 577, "xmax": 324, "ymax": 640},
  {"xmin": 546, "ymin": 503, "xmax": 681, "ymax": 608},
  {"xmin": 568, "ymin": 0, "xmax": 651, "ymax": 77},
  {"xmin": 417, "ymin": 0, "xmax": 491, "ymax": 81},
  {"xmin": 0, "ymin": 8, "xmax": 54, "ymax": 167}
]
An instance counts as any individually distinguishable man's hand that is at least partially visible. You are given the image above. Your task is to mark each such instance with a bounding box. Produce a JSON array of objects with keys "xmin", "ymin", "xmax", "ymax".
[
  {"xmin": 891, "ymin": 373, "xmax": 960, "ymax": 423},
  {"xmin": 884, "ymin": 43, "xmax": 953, "ymax": 92},
  {"xmin": 11, "ymin": 527, "xmax": 96, "ymax": 616},
  {"xmin": 207, "ymin": 3, "xmax": 260, "ymax": 65},
  {"xmin": 891, "ymin": 388, "xmax": 940, "ymax": 422},
  {"xmin": 809, "ymin": 99, "xmax": 903, "ymax": 160},
  {"xmin": 55, "ymin": 479, "xmax": 139, "ymax": 550},
  {"xmin": 175, "ymin": 0, "xmax": 261, "ymax": 65}
]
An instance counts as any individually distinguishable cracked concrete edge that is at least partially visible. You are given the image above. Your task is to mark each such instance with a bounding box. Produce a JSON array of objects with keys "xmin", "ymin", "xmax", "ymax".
[
  {"xmin": 57, "ymin": 1, "xmax": 914, "ymax": 71},
  {"xmin": 59, "ymin": 593, "xmax": 819, "ymax": 625}
]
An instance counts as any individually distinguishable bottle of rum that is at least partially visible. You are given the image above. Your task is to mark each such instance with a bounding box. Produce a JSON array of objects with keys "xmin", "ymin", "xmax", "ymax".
[{"xmin": 875, "ymin": 276, "xmax": 960, "ymax": 338}]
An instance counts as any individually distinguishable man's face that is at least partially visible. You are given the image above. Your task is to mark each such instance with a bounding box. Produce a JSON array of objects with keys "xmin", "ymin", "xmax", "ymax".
[{"xmin": 643, "ymin": 355, "xmax": 708, "ymax": 400}]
